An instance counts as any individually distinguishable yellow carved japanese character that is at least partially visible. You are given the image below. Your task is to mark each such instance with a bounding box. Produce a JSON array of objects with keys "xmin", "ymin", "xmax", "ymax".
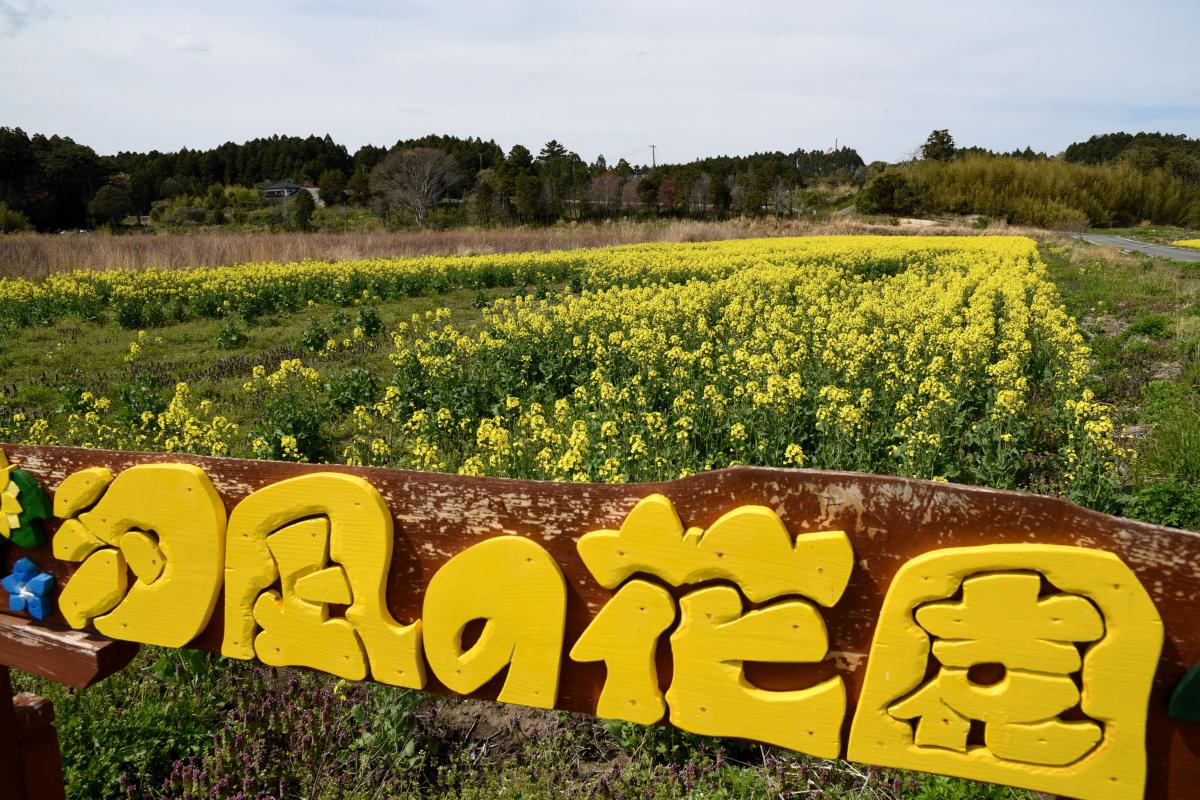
[
  {"xmin": 222, "ymin": 473, "xmax": 424, "ymax": 689},
  {"xmin": 849, "ymin": 544, "xmax": 1163, "ymax": 800},
  {"xmin": 568, "ymin": 579, "xmax": 674, "ymax": 724},
  {"xmin": 667, "ymin": 585, "xmax": 845, "ymax": 757},
  {"xmin": 422, "ymin": 536, "xmax": 567, "ymax": 709},
  {"xmin": 570, "ymin": 494, "xmax": 853, "ymax": 756},
  {"xmin": 577, "ymin": 493, "xmax": 851, "ymax": 604},
  {"xmin": 54, "ymin": 464, "xmax": 226, "ymax": 648}
]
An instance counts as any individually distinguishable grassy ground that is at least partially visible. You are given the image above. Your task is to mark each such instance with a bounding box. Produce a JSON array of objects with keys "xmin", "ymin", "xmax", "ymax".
[
  {"xmin": 0, "ymin": 286, "xmax": 505, "ymax": 443},
  {"xmin": 5, "ymin": 233, "xmax": 1187, "ymax": 799},
  {"xmin": 1040, "ymin": 234, "xmax": 1200, "ymax": 525}
]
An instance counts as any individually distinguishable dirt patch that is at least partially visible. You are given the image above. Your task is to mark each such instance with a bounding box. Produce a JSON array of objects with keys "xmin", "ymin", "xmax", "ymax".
[
  {"xmin": 1151, "ymin": 361, "xmax": 1184, "ymax": 381},
  {"xmin": 1082, "ymin": 314, "xmax": 1129, "ymax": 337}
]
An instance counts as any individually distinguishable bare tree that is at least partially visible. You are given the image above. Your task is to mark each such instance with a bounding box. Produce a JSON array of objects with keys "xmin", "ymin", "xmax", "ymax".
[
  {"xmin": 587, "ymin": 172, "xmax": 622, "ymax": 218},
  {"xmin": 620, "ymin": 177, "xmax": 641, "ymax": 214},
  {"xmin": 689, "ymin": 172, "xmax": 712, "ymax": 215},
  {"xmin": 370, "ymin": 148, "xmax": 462, "ymax": 227},
  {"xmin": 771, "ymin": 177, "xmax": 793, "ymax": 217}
]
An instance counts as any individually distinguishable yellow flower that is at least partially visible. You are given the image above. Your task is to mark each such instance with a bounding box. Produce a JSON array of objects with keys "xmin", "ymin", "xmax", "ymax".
[{"xmin": 0, "ymin": 456, "xmax": 23, "ymax": 540}]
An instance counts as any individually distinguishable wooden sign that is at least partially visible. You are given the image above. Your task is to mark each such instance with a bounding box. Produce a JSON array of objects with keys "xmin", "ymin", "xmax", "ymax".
[{"xmin": 1, "ymin": 444, "xmax": 1198, "ymax": 800}]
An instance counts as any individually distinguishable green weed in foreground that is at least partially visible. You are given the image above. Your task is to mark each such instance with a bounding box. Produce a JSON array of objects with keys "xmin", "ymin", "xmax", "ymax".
[{"xmin": 16, "ymin": 649, "xmax": 1027, "ymax": 800}]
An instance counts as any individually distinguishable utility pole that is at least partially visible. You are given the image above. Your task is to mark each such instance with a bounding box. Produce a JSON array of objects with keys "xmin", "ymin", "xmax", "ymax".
[{"xmin": 650, "ymin": 144, "xmax": 656, "ymax": 169}]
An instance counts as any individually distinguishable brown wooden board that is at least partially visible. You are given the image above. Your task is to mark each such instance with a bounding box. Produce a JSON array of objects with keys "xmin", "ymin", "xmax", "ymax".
[
  {"xmin": 0, "ymin": 613, "xmax": 137, "ymax": 689},
  {"xmin": 0, "ymin": 444, "xmax": 1197, "ymax": 799}
]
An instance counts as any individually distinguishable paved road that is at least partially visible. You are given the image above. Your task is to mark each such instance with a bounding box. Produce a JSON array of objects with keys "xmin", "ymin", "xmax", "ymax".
[{"xmin": 1071, "ymin": 233, "xmax": 1200, "ymax": 263}]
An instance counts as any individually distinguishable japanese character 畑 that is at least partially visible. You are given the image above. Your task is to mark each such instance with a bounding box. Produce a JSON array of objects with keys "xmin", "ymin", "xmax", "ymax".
[
  {"xmin": 849, "ymin": 545, "xmax": 1163, "ymax": 800},
  {"xmin": 569, "ymin": 493, "xmax": 854, "ymax": 758}
]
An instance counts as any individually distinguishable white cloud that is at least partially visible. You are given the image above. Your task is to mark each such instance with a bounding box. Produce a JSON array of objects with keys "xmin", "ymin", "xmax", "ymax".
[
  {"xmin": 138, "ymin": 33, "xmax": 210, "ymax": 55},
  {"xmin": 0, "ymin": 1, "xmax": 1196, "ymax": 163},
  {"xmin": 0, "ymin": 0, "xmax": 51, "ymax": 36}
]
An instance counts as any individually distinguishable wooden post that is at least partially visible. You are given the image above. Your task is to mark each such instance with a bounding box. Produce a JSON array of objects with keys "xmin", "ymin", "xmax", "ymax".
[
  {"xmin": 12, "ymin": 693, "xmax": 65, "ymax": 800},
  {"xmin": 0, "ymin": 614, "xmax": 137, "ymax": 800},
  {"xmin": 0, "ymin": 666, "xmax": 30, "ymax": 800}
]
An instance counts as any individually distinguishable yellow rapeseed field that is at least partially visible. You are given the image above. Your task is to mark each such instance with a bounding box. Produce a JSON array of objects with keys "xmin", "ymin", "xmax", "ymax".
[
  {"xmin": 0, "ymin": 236, "xmax": 1120, "ymax": 501},
  {"xmin": 1171, "ymin": 239, "xmax": 1200, "ymax": 249}
]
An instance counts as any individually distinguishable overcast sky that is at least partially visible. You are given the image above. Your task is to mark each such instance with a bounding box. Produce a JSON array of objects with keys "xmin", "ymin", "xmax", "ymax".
[{"xmin": 2, "ymin": 0, "xmax": 1197, "ymax": 165}]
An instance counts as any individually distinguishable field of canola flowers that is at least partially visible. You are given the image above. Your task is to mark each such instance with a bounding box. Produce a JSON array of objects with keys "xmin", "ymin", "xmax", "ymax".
[{"xmin": 0, "ymin": 236, "xmax": 1120, "ymax": 506}]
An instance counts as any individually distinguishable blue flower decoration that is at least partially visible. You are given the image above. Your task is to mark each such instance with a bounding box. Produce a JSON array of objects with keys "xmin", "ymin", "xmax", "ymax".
[{"xmin": 2, "ymin": 557, "xmax": 55, "ymax": 621}]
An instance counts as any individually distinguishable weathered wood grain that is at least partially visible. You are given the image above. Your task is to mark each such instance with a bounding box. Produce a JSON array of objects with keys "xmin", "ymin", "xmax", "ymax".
[
  {"xmin": 0, "ymin": 613, "xmax": 137, "ymax": 689},
  {"xmin": 1, "ymin": 444, "xmax": 1198, "ymax": 799}
]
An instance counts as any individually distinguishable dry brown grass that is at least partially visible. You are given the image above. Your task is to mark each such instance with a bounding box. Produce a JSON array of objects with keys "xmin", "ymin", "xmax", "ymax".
[{"xmin": 0, "ymin": 217, "xmax": 995, "ymax": 279}]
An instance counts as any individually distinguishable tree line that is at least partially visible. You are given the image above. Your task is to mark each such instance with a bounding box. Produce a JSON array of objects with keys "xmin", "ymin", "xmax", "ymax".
[
  {"xmin": 4, "ymin": 126, "xmax": 1200, "ymax": 233},
  {"xmin": 858, "ymin": 130, "xmax": 1200, "ymax": 229},
  {"xmin": 0, "ymin": 128, "xmax": 867, "ymax": 232}
]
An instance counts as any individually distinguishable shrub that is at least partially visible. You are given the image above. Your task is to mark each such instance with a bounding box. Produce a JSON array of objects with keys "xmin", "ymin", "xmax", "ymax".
[
  {"xmin": 355, "ymin": 305, "xmax": 384, "ymax": 336},
  {"xmin": 857, "ymin": 171, "xmax": 925, "ymax": 216},
  {"xmin": 299, "ymin": 317, "xmax": 329, "ymax": 351},
  {"xmin": 0, "ymin": 201, "xmax": 32, "ymax": 233},
  {"xmin": 246, "ymin": 359, "xmax": 333, "ymax": 462},
  {"xmin": 328, "ymin": 366, "xmax": 379, "ymax": 411},
  {"xmin": 216, "ymin": 320, "xmax": 248, "ymax": 349}
]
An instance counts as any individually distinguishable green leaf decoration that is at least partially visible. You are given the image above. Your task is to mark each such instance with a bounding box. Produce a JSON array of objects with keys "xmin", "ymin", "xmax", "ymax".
[
  {"xmin": 1169, "ymin": 662, "xmax": 1200, "ymax": 722},
  {"xmin": 8, "ymin": 468, "xmax": 51, "ymax": 548}
]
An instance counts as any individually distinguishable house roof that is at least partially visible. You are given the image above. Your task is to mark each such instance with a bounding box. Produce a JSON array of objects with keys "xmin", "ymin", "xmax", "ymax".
[{"xmin": 259, "ymin": 181, "xmax": 305, "ymax": 191}]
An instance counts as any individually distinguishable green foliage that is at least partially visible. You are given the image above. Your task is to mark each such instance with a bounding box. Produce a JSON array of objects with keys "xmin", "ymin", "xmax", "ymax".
[
  {"xmin": 355, "ymin": 305, "xmax": 384, "ymax": 336},
  {"xmin": 1064, "ymin": 131, "xmax": 1200, "ymax": 182},
  {"xmin": 1140, "ymin": 402, "xmax": 1200, "ymax": 486},
  {"xmin": 20, "ymin": 650, "xmax": 224, "ymax": 799},
  {"xmin": 514, "ymin": 173, "xmax": 540, "ymax": 223},
  {"xmin": 0, "ymin": 127, "xmax": 109, "ymax": 230},
  {"xmin": 1126, "ymin": 312, "xmax": 1170, "ymax": 339},
  {"xmin": 858, "ymin": 170, "xmax": 925, "ymax": 216},
  {"xmin": 250, "ymin": 370, "xmax": 333, "ymax": 462},
  {"xmin": 117, "ymin": 367, "xmax": 168, "ymax": 422},
  {"xmin": 317, "ymin": 169, "xmax": 347, "ymax": 206},
  {"xmin": 347, "ymin": 169, "xmax": 371, "ymax": 205},
  {"xmin": 299, "ymin": 317, "xmax": 329, "ymax": 350},
  {"xmin": 89, "ymin": 184, "xmax": 133, "ymax": 229},
  {"xmin": 328, "ymin": 366, "xmax": 380, "ymax": 411},
  {"xmin": 115, "ymin": 297, "xmax": 167, "ymax": 329},
  {"xmin": 291, "ymin": 188, "xmax": 316, "ymax": 231},
  {"xmin": 901, "ymin": 154, "xmax": 1200, "ymax": 228},
  {"xmin": 215, "ymin": 319, "xmax": 248, "ymax": 348},
  {"xmin": 1123, "ymin": 480, "xmax": 1200, "ymax": 530},
  {"xmin": 707, "ymin": 177, "xmax": 732, "ymax": 217},
  {"xmin": 921, "ymin": 129, "xmax": 957, "ymax": 161},
  {"xmin": 0, "ymin": 200, "xmax": 32, "ymax": 232}
]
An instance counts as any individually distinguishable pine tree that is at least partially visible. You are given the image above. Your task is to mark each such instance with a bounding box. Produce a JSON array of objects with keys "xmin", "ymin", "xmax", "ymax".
[{"xmin": 292, "ymin": 188, "xmax": 315, "ymax": 230}]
